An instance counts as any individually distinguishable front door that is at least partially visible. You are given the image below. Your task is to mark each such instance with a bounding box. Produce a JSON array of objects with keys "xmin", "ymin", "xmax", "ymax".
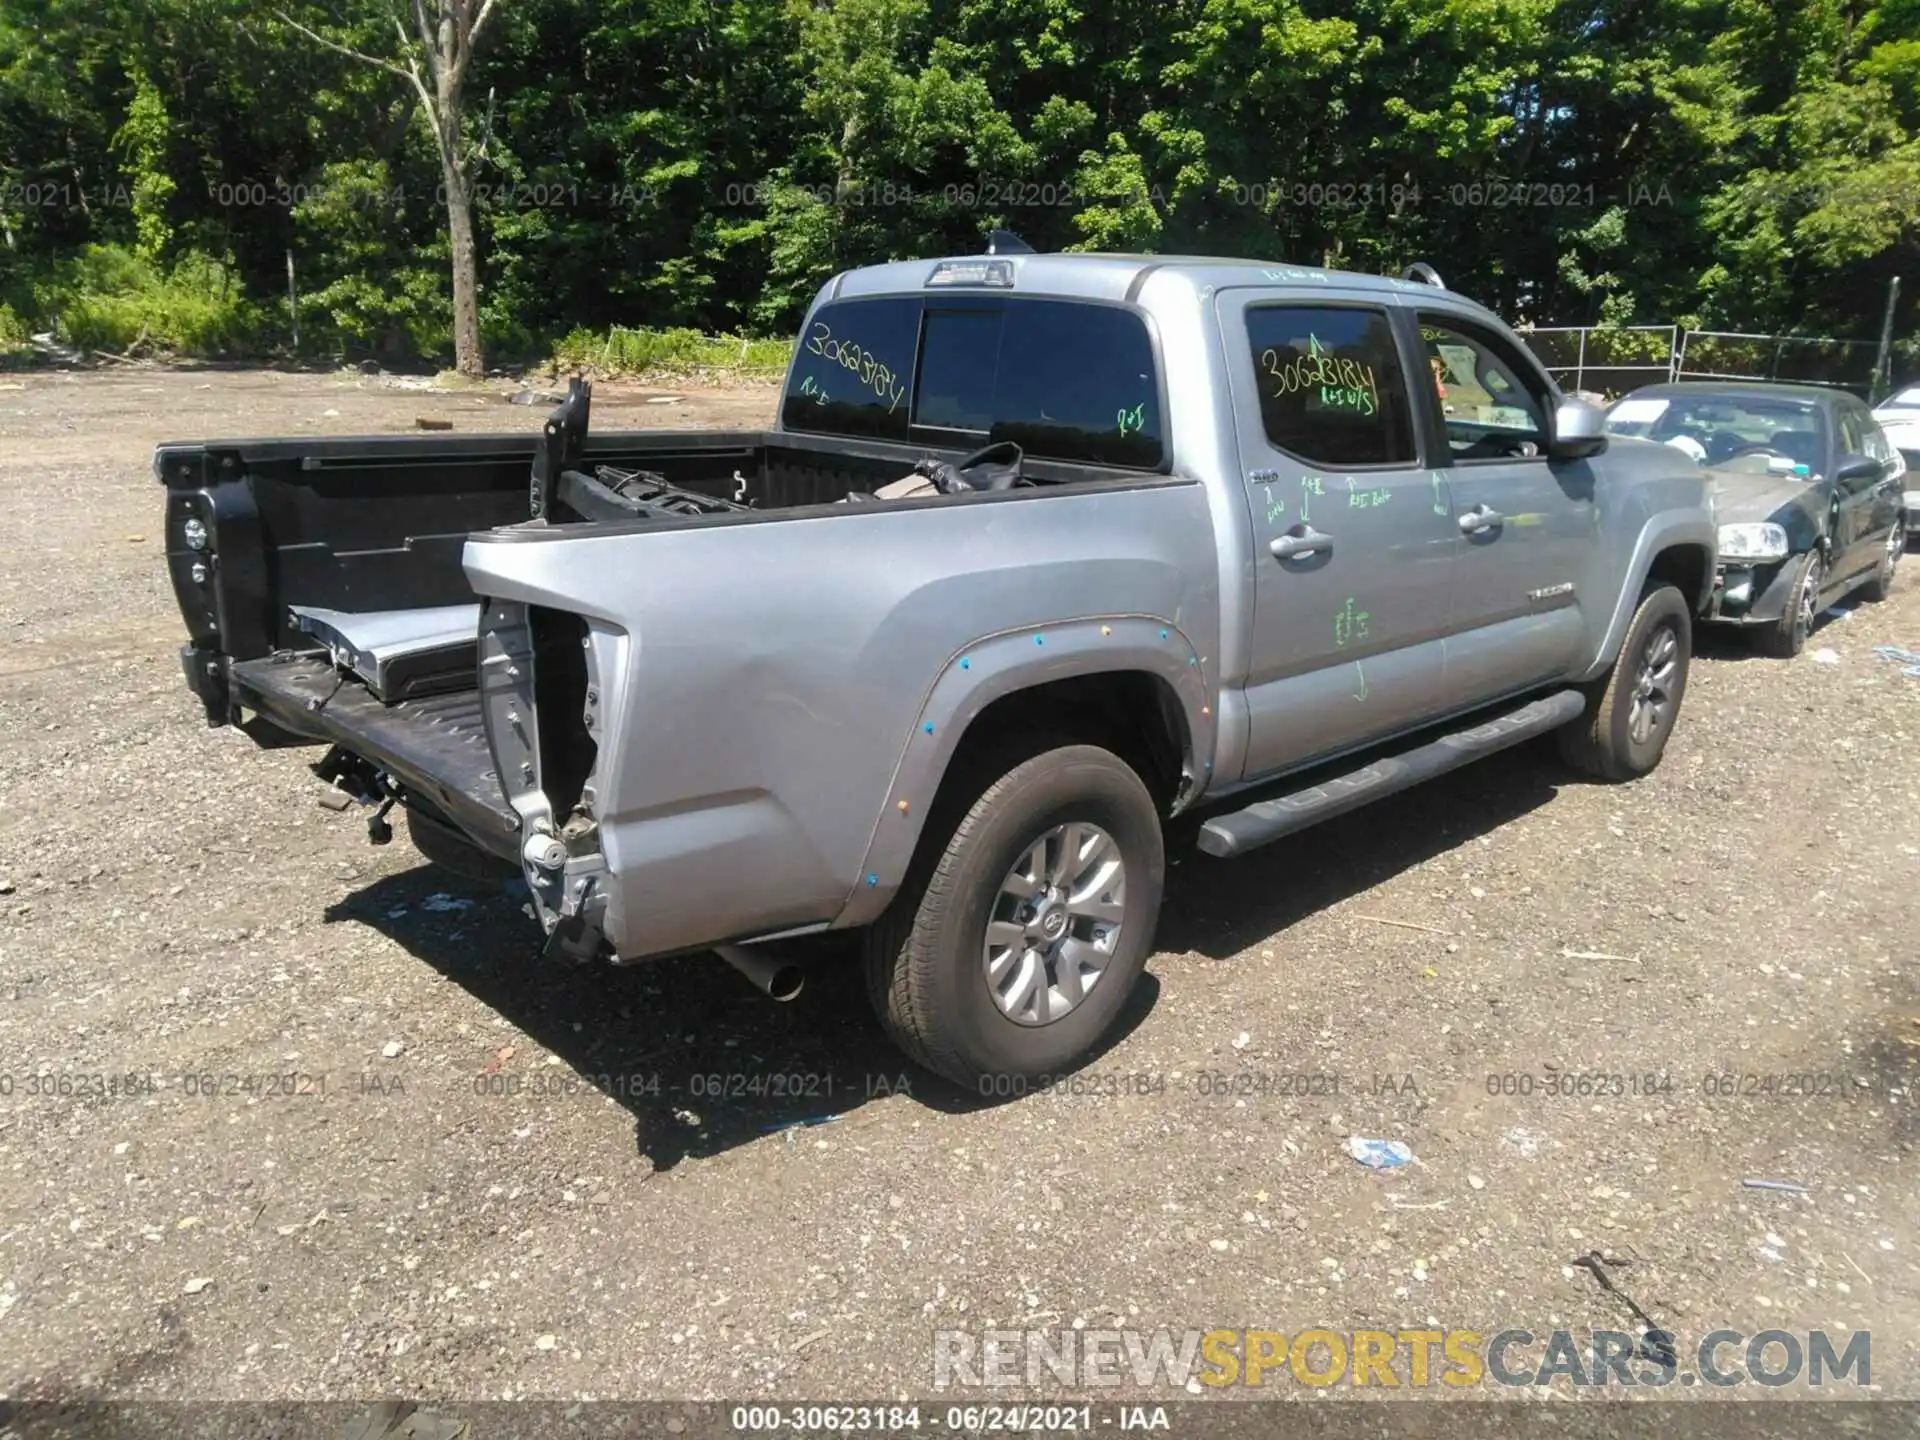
[
  {"xmin": 1220, "ymin": 294, "xmax": 1459, "ymax": 780},
  {"xmin": 1413, "ymin": 312, "xmax": 1600, "ymax": 703}
]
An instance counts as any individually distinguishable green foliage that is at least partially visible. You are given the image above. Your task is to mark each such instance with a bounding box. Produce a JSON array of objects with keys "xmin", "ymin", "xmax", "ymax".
[
  {"xmin": 290, "ymin": 159, "xmax": 451, "ymax": 362},
  {"xmin": 552, "ymin": 325, "xmax": 792, "ymax": 379},
  {"xmin": 111, "ymin": 75, "xmax": 176, "ymax": 261},
  {"xmin": 42, "ymin": 244, "xmax": 265, "ymax": 354},
  {"xmin": 0, "ymin": 0, "xmax": 1914, "ymax": 364}
]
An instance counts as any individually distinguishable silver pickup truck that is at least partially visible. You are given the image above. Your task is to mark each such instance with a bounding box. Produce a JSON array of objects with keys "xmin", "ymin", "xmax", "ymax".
[{"xmin": 160, "ymin": 252, "xmax": 1716, "ymax": 1087}]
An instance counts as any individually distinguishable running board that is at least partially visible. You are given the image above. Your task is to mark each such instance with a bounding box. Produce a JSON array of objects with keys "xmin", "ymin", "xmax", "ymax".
[{"xmin": 1196, "ymin": 689, "xmax": 1588, "ymax": 858}]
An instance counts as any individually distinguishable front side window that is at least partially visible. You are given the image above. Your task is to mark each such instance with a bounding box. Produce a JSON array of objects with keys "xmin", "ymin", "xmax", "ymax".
[
  {"xmin": 782, "ymin": 298, "xmax": 922, "ymax": 441},
  {"xmin": 1846, "ymin": 407, "xmax": 1896, "ymax": 487},
  {"xmin": 1837, "ymin": 406, "xmax": 1866, "ymax": 457},
  {"xmin": 1245, "ymin": 305, "xmax": 1416, "ymax": 466},
  {"xmin": 1419, "ymin": 319, "xmax": 1551, "ymax": 460},
  {"xmin": 1846, "ymin": 406, "xmax": 1898, "ymax": 465}
]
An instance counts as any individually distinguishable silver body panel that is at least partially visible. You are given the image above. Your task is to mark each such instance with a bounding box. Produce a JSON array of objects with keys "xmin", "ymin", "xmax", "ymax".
[{"xmin": 461, "ymin": 254, "xmax": 1717, "ymax": 961}]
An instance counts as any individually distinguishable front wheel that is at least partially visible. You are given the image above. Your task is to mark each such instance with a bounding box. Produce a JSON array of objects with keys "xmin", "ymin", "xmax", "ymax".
[
  {"xmin": 1557, "ymin": 582, "xmax": 1692, "ymax": 781},
  {"xmin": 863, "ymin": 744, "xmax": 1164, "ymax": 1090},
  {"xmin": 1756, "ymin": 548, "xmax": 1823, "ymax": 657}
]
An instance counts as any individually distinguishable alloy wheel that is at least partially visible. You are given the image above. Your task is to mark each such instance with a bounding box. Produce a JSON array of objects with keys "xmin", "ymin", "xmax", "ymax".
[
  {"xmin": 1629, "ymin": 623, "xmax": 1680, "ymax": 746},
  {"xmin": 982, "ymin": 822, "xmax": 1127, "ymax": 1026},
  {"xmin": 1798, "ymin": 554, "xmax": 1824, "ymax": 639}
]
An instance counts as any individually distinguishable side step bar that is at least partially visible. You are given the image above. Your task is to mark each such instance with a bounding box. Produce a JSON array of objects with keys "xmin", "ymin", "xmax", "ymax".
[{"xmin": 1196, "ymin": 689, "xmax": 1587, "ymax": 858}]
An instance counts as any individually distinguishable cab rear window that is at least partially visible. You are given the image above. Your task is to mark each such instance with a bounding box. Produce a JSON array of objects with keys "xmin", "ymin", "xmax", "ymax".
[
  {"xmin": 782, "ymin": 298, "xmax": 920, "ymax": 442},
  {"xmin": 781, "ymin": 295, "xmax": 1165, "ymax": 469}
]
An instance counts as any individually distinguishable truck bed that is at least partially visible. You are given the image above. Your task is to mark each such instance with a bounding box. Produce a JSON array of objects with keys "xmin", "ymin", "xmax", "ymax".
[
  {"xmin": 162, "ymin": 415, "xmax": 1160, "ymax": 862},
  {"xmin": 161, "ymin": 425, "xmax": 969, "ymax": 724}
]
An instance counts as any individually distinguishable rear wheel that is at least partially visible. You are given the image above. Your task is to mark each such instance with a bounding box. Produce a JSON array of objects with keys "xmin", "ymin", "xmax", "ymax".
[
  {"xmin": 1756, "ymin": 548, "xmax": 1823, "ymax": 657},
  {"xmin": 1857, "ymin": 522, "xmax": 1903, "ymax": 603},
  {"xmin": 1557, "ymin": 582, "xmax": 1691, "ymax": 781},
  {"xmin": 864, "ymin": 743, "xmax": 1164, "ymax": 1090}
]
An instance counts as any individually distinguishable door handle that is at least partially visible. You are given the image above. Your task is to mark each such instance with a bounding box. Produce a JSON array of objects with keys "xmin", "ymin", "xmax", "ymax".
[
  {"xmin": 1270, "ymin": 526, "xmax": 1332, "ymax": 560},
  {"xmin": 1458, "ymin": 504, "xmax": 1504, "ymax": 535}
]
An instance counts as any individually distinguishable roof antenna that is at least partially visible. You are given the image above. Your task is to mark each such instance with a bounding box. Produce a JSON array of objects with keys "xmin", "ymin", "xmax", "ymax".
[
  {"xmin": 1401, "ymin": 262, "xmax": 1446, "ymax": 289},
  {"xmin": 986, "ymin": 229, "xmax": 1035, "ymax": 256}
]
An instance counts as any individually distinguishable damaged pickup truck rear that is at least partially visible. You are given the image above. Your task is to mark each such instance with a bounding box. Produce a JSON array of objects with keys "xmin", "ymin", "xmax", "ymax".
[{"xmin": 159, "ymin": 252, "xmax": 1716, "ymax": 1087}]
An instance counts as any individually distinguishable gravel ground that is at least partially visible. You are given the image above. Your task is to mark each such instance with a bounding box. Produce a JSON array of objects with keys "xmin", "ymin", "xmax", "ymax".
[{"xmin": 0, "ymin": 368, "xmax": 1915, "ymax": 1407}]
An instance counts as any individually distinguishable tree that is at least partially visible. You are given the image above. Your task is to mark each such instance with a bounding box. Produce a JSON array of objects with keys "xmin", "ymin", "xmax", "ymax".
[{"xmin": 280, "ymin": 0, "xmax": 503, "ymax": 374}]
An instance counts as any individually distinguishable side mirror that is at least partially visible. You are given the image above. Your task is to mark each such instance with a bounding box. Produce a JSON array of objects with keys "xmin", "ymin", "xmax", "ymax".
[
  {"xmin": 1835, "ymin": 454, "xmax": 1882, "ymax": 487},
  {"xmin": 1549, "ymin": 398, "xmax": 1609, "ymax": 460}
]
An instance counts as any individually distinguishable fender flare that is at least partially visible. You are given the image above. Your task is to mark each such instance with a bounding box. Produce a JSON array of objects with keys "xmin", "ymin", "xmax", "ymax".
[
  {"xmin": 831, "ymin": 614, "xmax": 1212, "ymax": 927},
  {"xmin": 1577, "ymin": 513, "xmax": 1718, "ymax": 682}
]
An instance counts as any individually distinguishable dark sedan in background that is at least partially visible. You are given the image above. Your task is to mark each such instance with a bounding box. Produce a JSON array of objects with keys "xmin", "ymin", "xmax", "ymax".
[{"xmin": 1605, "ymin": 382, "xmax": 1906, "ymax": 656}]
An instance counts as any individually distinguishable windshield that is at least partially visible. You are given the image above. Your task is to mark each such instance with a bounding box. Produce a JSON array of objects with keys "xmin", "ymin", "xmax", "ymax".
[{"xmin": 1605, "ymin": 392, "xmax": 1826, "ymax": 474}]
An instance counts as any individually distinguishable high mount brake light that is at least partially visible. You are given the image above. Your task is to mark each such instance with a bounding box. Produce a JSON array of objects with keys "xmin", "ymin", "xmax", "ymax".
[{"xmin": 927, "ymin": 260, "xmax": 1015, "ymax": 288}]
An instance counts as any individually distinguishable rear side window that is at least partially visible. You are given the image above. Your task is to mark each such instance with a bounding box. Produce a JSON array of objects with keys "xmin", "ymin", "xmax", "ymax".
[
  {"xmin": 1245, "ymin": 305, "xmax": 1416, "ymax": 467},
  {"xmin": 784, "ymin": 295, "xmax": 1165, "ymax": 468},
  {"xmin": 783, "ymin": 298, "xmax": 921, "ymax": 441}
]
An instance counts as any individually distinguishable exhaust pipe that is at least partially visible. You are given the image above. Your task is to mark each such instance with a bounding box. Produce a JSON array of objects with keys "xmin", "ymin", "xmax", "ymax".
[{"xmin": 714, "ymin": 943, "xmax": 805, "ymax": 1003}]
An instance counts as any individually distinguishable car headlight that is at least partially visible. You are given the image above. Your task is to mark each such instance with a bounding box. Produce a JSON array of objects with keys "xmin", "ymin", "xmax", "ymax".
[{"xmin": 1718, "ymin": 522, "xmax": 1789, "ymax": 561}]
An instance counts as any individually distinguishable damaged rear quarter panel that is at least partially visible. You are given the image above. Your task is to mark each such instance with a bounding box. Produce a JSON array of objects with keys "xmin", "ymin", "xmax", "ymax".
[{"xmin": 461, "ymin": 481, "xmax": 1220, "ymax": 959}]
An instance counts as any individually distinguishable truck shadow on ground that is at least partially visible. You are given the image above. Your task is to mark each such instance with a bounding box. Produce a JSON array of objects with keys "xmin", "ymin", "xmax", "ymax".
[
  {"xmin": 324, "ymin": 739, "xmax": 1568, "ymax": 1168},
  {"xmin": 325, "ymin": 868, "xmax": 1141, "ymax": 1169},
  {"xmin": 1154, "ymin": 736, "xmax": 1565, "ymax": 958}
]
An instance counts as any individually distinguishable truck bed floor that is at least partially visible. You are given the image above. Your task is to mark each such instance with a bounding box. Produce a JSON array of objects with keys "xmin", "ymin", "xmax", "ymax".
[{"xmin": 229, "ymin": 654, "xmax": 518, "ymax": 858}]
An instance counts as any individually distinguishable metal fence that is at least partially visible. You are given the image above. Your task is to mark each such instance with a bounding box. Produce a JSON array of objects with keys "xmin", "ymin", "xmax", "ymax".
[
  {"xmin": 1517, "ymin": 325, "xmax": 1678, "ymax": 397},
  {"xmin": 1673, "ymin": 330, "xmax": 1881, "ymax": 395},
  {"xmin": 1518, "ymin": 324, "xmax": 1916, "ymax": 401}
]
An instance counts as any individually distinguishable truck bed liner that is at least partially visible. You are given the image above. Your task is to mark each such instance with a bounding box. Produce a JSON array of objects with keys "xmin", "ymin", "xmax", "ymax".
[{"xmin": 229, "ymin": 655, "xmax": 516, "ymax": 857}]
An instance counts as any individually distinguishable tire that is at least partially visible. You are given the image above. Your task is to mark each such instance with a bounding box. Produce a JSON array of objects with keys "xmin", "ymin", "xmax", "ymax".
[
  {"xmin": 1755, "ymin": 548, "xmax": 1823, "ymax": 657},
  {"xmin": 1857, "ymin": 521, "xmax": 1903, "ymax": 603},
  {"xmin": 863, "ymin": 743, "xmax": 1164, "ymax": 1090},
  {"xmin": 406, "ymin": 804, "xmax": 517, "ymax": 884},
  {"xmin": 1556, "ymin": 582, "xmax": 1691, "ymax": 782}
]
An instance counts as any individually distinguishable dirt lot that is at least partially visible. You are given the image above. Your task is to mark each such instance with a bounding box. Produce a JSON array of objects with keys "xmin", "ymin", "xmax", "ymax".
[{"xmin": 0, "ymin": 367, "xmax": 1915, "ymax": 1407}]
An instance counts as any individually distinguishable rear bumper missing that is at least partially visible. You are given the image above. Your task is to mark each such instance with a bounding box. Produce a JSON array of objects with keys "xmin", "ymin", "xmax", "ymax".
[{"xmin": 476, "ymin": 600, "xmax": 611, "ymax": 961}]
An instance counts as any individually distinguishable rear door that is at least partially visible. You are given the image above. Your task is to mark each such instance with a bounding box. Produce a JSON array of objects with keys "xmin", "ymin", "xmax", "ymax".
[
  {"xmin": 1218, "ymin": 293, "xmax": 1458, "ymax": 780},
  {"xmin": 1412, "ymin": 310, "xmax": 1599, "ymax": 702},
  {"xmin": 1834, "ymin": 400, "xmax": 1903, "ymax": 578}
]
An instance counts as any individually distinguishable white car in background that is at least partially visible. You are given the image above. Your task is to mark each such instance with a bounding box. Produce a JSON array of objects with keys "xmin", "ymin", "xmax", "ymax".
[{"xmin": 1873, "ymin": 384, "xmax": 1920, "ymax": 543}]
